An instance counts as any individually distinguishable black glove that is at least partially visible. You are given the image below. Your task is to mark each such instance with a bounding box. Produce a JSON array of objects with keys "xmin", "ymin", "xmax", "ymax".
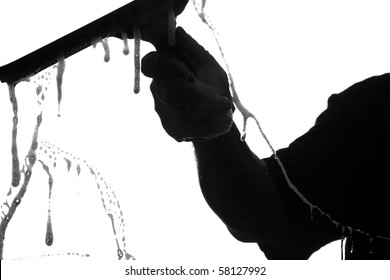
[{"xmin": 142, "ymin": 27, "xmax": 234, "ymax": 142}]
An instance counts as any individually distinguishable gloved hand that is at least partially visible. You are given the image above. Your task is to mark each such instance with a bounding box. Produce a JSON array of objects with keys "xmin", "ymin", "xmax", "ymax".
[{"xmin": 141, "ymin": 27, "xmax": 234, "ymax": 142}]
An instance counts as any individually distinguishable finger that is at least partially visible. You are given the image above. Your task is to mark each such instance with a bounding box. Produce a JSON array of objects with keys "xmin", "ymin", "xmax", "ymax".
[
  {"xmin": 141, "ymin": 51, "xmax": 194, "ymax": 85},
  {"xmin": 150, "ymin": 79, "xmax": 209, "ymax": 107}
]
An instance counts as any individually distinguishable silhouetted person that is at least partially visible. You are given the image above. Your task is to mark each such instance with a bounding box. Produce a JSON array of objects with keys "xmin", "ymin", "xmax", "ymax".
[{"xmin": 141, "ymin": 27, "xmax": 390, "ymax": 260}]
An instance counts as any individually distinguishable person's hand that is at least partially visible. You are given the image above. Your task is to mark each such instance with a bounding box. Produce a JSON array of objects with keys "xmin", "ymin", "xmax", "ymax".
[{"xmin": 141, "ymin": 27, "xmax": 234, "ymax": 142}]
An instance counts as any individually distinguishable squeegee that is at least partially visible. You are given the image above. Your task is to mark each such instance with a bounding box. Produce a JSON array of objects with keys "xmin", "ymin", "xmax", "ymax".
[{"xmin": 0, "ymin": 0, "xmax": 189, "ymax": 85}]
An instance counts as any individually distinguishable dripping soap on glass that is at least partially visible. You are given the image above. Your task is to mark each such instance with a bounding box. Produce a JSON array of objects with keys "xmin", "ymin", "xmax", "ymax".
[{"xmin": 133, "ymin": 26, "xmax": 141, "ymax": 94}]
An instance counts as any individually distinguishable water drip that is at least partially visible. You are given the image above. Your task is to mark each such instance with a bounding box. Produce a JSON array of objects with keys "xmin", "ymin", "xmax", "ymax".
[
  {"xmin": 56, "ymin": 56, "xmax": 66, "ymax": 117},
  {"xmin": 39, "ymin": 160, "xmax": 54, "ymax": 246},
  {"xmin": 36, "ymin": 142, "xmax": 134, "ymax": 259},
  {"xmin": 340, "ymin": 226, "xmax": 345, "ymax": 260},
  {"xmin": 1, "ymin": 90, "xmax": 43, "ymax": 258},
  {"xmin": 121, "ymin": 31, "xmax": 130, "ymax": 56},
  {"xmin": 101, "ymin": 38, "xmax": 110, "ymax": 62},
  {"xmin": 133, "ymin": 26, "xmax": 141, "ymax": 94},
  {"xmin": 8, "ymin": 84, "xmax": 21, "ymax": 187}
]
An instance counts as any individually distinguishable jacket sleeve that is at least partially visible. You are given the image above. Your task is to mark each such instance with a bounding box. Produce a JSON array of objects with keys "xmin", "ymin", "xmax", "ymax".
[{"xmin": 261, "ymin": 73, "xmax": 390, "ymax": 258}]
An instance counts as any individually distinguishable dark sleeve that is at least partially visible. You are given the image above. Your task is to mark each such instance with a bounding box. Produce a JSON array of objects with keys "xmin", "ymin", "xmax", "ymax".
[{"xmin": 262, "ymin": 73, "xmax": 390, "ymax": 257}]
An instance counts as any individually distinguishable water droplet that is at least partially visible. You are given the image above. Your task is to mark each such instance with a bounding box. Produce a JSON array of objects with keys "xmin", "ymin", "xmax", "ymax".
[
  {"xmin": 76, "ymin": 164, "xmax": 81, "ymax": 176},
  {"xmin": 117, "ymin": 249, "xmax": 123, "ymax": 260},
  {"xmin": 125, "ymin": 253, "xmax": 135, "ymax": 260},
  {"xmin": 64, "ymin": 158, "xmax": 72, "ymax": 171},
  {"xmin": 36, "ymin": 85, "xmax": 42, "ymax": 95},
  {"xmin": 45, "ymin": 220, "xmax": 54, "ymax": 246}
]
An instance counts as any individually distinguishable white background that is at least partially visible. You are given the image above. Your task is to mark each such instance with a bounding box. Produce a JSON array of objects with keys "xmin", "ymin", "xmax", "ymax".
[{"xmin": 1, "ymin": 0, "xmax": 390, "ymax": 278}]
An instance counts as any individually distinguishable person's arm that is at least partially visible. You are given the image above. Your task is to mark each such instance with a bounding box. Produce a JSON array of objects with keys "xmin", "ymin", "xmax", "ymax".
[
  {"xmin": 142, "ymin": 27, "xmax": 288, "ymax": 242},
  {"xmin": 193, "ymin": 123, "xmax": 290, "ymax": 245},
  {"xmin": 193, "ymin": 123, "xmax": 341, "ymax": 259},
  {"xmin": 142, "ymin": 27, "xmax": 339, "ymax": 259}
]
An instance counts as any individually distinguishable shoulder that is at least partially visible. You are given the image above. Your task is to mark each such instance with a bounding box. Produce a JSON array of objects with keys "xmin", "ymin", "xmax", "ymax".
[
  {"xmin": 263, "ymin": 73, "xmax": 390, "ymax": 240},
  {"xmin": 340, "ymin": 73, "xmax": 390, "ymax": 99},
  {"xmin": 328, "ymin": 73, "xmax": 390, "ymax": 120}
]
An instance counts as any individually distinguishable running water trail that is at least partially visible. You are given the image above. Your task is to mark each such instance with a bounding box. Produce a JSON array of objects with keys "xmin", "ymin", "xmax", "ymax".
[
  {"xmin": 101, "ymin": 38, "xmax": 111, "ymax": 63},
  {"xmin": 121, "ymin": 31, "xmax": 130, "ymax": 56},
  {"xmin": 340, "ymin": 226, "xmax": 345, "ymax": 260},
  {"xmin": 347, "ymin": 226, "xmax": 354, "ymax": 254},
  {"xmin": 38, "ymin": 142, "xmax": 135, "ymax": 260},
  {"xmin": 191, "ymin": 0, "xmax": 390, "ymax": 254},
  {"xmin": 133, "ymin": 26, "xmax": 141, "ymax": 94},
  {"xmin": 92, "ymin": 37, "xmax": 111, "ymax": 62},
  {"xmin": 201, "ymin": 0, "xmax": 206, "ymax": 11},
  {"xmin": 87, "ymin": 164, "xmax": 134, "ymax": 260},
  {"xmin": 0, "ymin": 87, "xmax": 43, "ymax": 259},
  {"xmin": 56, "ymin": 56, "xmax": 66, "ymax": 117},
  {"xmin": 8, "ymin": 84, "xmax": 21, "ymax": 187},
  {"xmin": 1, "ymin": 29, "xmax": 145, "ymax": 259},
  {"xmin": 190, "ymin": 0, "xmax": 260, "ymax": 142},
  {"xmin": 38, "ymin": 160, "xmax": 54, "ymax": 246},
  {"xmin": 1, "ymin": 70, "xmax": 132, "ymax": 260}
]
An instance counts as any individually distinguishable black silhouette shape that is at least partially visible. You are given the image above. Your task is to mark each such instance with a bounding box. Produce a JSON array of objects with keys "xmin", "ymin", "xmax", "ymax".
[{"xmin": 142, "ymin": 27, "xmax": 390, "ymax": 260}]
